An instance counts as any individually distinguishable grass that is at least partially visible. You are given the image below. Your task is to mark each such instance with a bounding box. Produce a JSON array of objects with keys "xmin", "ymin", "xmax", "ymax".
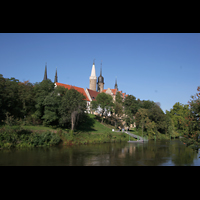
[{"xmin": 0, "ymin": 114, "xmax": 137, "ymax": 149}]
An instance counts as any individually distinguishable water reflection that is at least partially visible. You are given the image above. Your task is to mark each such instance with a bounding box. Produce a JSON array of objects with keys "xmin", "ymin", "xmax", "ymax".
[{"xmin": 0, "ymin": 140, "xmax": 199, "ymax": 166}]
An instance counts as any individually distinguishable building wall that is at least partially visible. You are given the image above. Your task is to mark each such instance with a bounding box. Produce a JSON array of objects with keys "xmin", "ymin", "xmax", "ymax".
[
  {"xmin": 97, "ymin": 82, "xmax": 104, "ymax": 93},
  {"xmin": 89, "ymin": 79, "xmax": 96, "ymax": 91}
]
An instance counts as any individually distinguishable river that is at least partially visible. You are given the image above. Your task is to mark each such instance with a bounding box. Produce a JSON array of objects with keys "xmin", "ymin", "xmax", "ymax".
[{"xmin": 0, "ymin": 139, "xmax": 199, "ymax": 166}]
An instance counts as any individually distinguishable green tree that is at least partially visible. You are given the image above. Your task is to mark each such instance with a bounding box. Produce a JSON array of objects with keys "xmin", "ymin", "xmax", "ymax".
[
  {"xmin": 1, "ymin": 76, "xmax": 23, "ymax": 120},
  {"xmin": 135, "ymin": 108, "xmax": 149, "ymax": 137},
  {"xmin": 18, "ymin": 80, "xmax": 35, "ymax": 119},
  {"xmin": 124, "ymin": 95, "xmax": 140, "ymax": 116},
  {"xmin": 181, "ymin": 86, "xmax": 200, "ymax": 150},
  {"xmin": 123, "ymin": 95, "xmax": 141, "ymax": 129},
  {"xmin": 32, "ymin": 79, "xmax": 55, "ymax": 123},
  {"xmin": 168, "ymin": 102, "xmax": 189, "ymax": 135},
  {"xmin": 0, "ymin": 74, "xmax": 6, "ymax": 121},
  {"xmin": 59, "ymin": 89, "xmax": 86, "ymax": 130},
  {"xmin": 42, "ymin": 86, "xmax": 66, "ymax": 126},
  {"xmin": 148, "ymin": 104, "xmax": 166, "ymax": 134},
  {"xmin": 91, "ymin": 92, "xmax": 113, "ymax": 123},
  {"xmin": 113, "ymin": 92, "xmax": 124, "ymax": 128}
]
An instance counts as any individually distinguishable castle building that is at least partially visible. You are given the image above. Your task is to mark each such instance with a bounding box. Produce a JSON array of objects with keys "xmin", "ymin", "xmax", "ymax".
[{"xmin": 42, "ymin": 61, "xmax": 127, "ymax": 115}]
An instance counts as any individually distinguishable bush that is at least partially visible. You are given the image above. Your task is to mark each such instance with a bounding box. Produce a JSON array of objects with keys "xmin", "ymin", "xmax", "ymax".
[{"xmin": 0, "ymin": 127, "xmax": 61, "ymax": 149}]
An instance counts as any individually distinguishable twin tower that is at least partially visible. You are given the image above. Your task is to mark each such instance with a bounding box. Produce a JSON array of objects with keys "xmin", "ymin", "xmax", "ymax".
[{"xmin": 89, "ymin": 61, "xmax": 104, "ymax": 93}]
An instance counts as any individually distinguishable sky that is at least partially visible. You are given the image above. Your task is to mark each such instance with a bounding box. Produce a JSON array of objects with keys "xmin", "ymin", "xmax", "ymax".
[{"xmin": 0, "ymin": 33, "xmax": 199, "ymax": 113}]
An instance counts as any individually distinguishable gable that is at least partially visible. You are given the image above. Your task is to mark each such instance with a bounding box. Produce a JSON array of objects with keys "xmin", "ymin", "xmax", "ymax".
[{"xmin": 87, "ymin": 88, "xmax": 100, "ymax": 101}]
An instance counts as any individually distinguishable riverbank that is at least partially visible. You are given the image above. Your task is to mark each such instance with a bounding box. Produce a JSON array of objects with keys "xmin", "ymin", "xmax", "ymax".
[
  {"xmin": 1, "ymin": 114, "xmax": 181, "ymax": 150},
  {"xmin": 0, "ymin": 115, "xmax": 137, "ymax": 149}
]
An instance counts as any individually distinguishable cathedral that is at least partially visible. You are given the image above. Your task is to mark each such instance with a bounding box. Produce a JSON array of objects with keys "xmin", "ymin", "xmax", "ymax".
[
  {"xmin": 42, "ymin": 61, "xmax": 127, "ymax": 114},
  {"xmin": 87, "ymin": 61, "xmax": 127, "ymax": 102}
]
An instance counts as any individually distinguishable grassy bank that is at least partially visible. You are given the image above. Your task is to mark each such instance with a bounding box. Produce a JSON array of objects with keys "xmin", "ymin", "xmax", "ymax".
[
  {"xmin": 129, "ymin": 128, "xmax": 180, "ymax": 140},
  {"xmin": 0, "ymin": 114, "xmax": 136, "ymax": 149}
]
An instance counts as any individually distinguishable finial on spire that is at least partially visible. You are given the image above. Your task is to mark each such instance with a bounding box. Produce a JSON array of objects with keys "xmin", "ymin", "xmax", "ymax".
[{"xmin": 93, "ymin": 58, "xmax": 96, "ymax": 65}]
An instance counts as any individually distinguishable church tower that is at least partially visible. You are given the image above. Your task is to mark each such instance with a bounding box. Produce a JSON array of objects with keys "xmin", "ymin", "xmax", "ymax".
[
  {"xmin": 43, "ymin": 63, "xmax": 47, "ymax": 81},
  {"xmin": 114, "ymin": 77, "xmax": 118, "ymax": 91},
  {"xmin": 97, "ymin": 61, "xmax": 104, "ymax": 93},
  {"xmin": 54, "ymin": 67, "xmax": 58, "ymax": 83},
  {"xmin": 89, "ymin": 60, "xmax": 97, "ymax": 91}
]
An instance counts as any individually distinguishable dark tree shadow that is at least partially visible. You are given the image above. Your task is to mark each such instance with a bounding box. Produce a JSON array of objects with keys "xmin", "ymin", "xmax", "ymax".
[{"xmin": 76, "ymin": 113, "xmax": 96, "ymax": 132}]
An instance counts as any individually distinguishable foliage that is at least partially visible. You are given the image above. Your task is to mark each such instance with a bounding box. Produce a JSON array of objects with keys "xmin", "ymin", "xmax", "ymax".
[
  {"xmin": 147, "ymin": 103, "xmax": 166, "ymax": 134},
  {"xmin": 124, "ymin": 95, "xmax": 140, "ymax": 116},
  {"xmin": 181, "ymin": 86, "xmax": 200, "ymax": 150},
  {"xmin": 58, "ymin": 88, "xmax": 86, "ymax": 130},
  {"xmin": 0, "ymin": 127, "xmax": 61, "ymax": 149},
  {"xmin": 32, "ymin": 79, "xmax": 55, "ymax": 122},
  {"xmin": 113, "ymin": 92, "xmax": 124, "ymax": 128},
  {"xmin": 167, "ymin": 102, "xmax": 190, "ymax": 135},
  {"xmin": 91, "ymin": 92, "xmax": 114, "ymax": 123}
]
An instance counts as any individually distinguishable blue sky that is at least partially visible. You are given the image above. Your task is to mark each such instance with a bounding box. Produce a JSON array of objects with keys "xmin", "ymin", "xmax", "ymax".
[{"xmin": 0, "ymin": 33, "xmax": 199, "ymax": 113}]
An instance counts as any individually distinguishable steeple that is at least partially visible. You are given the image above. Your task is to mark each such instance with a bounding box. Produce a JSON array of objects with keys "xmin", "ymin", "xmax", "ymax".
[
  {"xmin": 90, "ymin": 61, "xmax": 97, "ymax": 79},
  {"xmin": 89, "ymin": 60, "xmax": 97, "ymax": 91},
  {"xmin": 54, "ymin": 67, "xmax": 58, "ymax": 83},
  {"xmin": 97, "ymin": 60, "xmax": 104, "ymax": 93},
  {"xmin": 114, "ymin": 77, "xmax": 118, "ymax": 90},
  {"xmin": 43, "ymin": 63, "xmax": 47, "ymax": 81}
]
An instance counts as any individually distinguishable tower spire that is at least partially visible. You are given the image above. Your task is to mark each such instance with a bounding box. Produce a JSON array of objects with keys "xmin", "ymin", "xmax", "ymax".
[
  {"xmin": 54, "ymin": 67, "xmax": 58, "ymax": 83},
  {"xmin": 97, "ymin": 60, "xmax": 104, "ymax": 93},
  {"xmin": 43, "ymin": 62, "xmax": 47, "ymax": 81},
  {"xmin": 114, "ymin": 76, "xmax": 118, "ymax": 90},
  {"xmin": 89, "ymin": 61, "xmax": 97, "ymax": 91}
]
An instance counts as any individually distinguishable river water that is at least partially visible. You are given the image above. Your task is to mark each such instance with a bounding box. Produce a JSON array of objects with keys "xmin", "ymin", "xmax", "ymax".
[{"xmin": 0, "ymin": 139, "xmax": 200, "ymax": 166}]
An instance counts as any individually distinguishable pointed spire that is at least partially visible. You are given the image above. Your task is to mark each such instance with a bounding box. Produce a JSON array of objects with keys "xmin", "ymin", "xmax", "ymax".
[
  {"xmin": 54, "ymin": 67, "xmax": 58, "ymax": 83},
  {"xmin": 114, "ymin": 76, "xmax": 118, "ymax": 90},
  {"xmin": 90, "ymin": 62, "xmax": 97, "ymax": 79},
  {"xmin": 43, "ymin": 63, "xmax": 47, "ymax": 81}
]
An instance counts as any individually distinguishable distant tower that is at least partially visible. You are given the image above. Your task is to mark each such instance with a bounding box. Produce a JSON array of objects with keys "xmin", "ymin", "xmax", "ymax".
[
  {"xmin": 97, "ymin": 61, "xmax": 104, "ymax": 93},
  {"xmin": 54, "ymin": 67, "xmax": 58, "ymax": 83},
  {"xmin": 89, "ymin": 60, "xmax": 97, "ymax": 91},
  {"xmin": 43, "ymin": 63, "xmax": 47, "ymax": 81},
  {"xmin": 114, "ymin": 77, "xmax": 118, "ymax": 91}
]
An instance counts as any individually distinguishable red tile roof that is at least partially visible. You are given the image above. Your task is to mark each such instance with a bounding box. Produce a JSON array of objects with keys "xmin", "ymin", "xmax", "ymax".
[
  {"xmin": 102, "ymin": 88, "xmax": 117, "ymax": 95},
  {"xmin": 55, "ymin": 82, "xmax": 90, "ymax": 101},
  {"xmin": 87, "ymin": 89, "xmax": 100, "ymax": 101}
]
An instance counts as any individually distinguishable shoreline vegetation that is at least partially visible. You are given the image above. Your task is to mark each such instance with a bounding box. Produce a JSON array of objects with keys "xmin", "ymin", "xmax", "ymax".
[
  {"xmin": 0, "ymin": 114, "xmax": 179, "ymax": 150},
  {"xmin": 0, "ymin": 114, "xmax": 134, "ymax": 149}
]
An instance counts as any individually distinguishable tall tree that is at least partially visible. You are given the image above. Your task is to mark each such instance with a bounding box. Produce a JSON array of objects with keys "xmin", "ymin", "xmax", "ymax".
[
  {"xmin": 59, "ymin": 89, "xmax": 86, "ymax": 130},
  {"xmin": 42, "ymin": 86, "xmax": 66, "ymax": 126},
  {"xmin": 123, "ymin": 95, "xmax": 141, "ymax": 128},
  {"xmin": 113, "ymin": 92, "xmax": 124, "ymax": 128},
  {"xmin": 168, "ymin": 102, "xmax": 189, "ymax": 135},
  {"xmin": 32, "ymin": 79, "xmax": 55, "ymax": 123},
  {"xmin": 181, "ymin": 86, "xmax": 200, "ymax": 150},
  {"xmin": 18, "ymin": 80, "xmax": 35, "ymax": 118}
]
